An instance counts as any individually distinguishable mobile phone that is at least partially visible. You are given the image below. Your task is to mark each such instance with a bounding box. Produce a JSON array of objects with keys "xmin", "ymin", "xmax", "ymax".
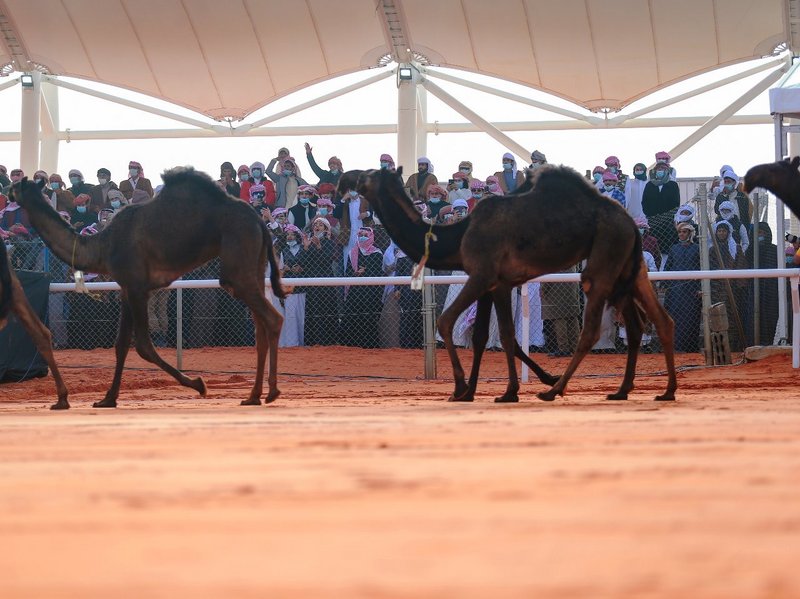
[{"xmin": 448, "ymin": 179, "xmax": 455, "ymax": 185}]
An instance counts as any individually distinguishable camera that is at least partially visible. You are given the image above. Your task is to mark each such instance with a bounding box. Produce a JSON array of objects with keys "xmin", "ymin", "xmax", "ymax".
[{"xmin": 786, "ymin": 233, "xmax": 799, "ymax": 244}]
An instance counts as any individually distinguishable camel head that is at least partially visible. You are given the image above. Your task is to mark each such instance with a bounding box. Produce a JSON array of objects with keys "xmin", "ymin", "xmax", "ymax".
[
  {"xmin": 743, "ymin": 156, "xmax": 800, "ymax": 194},
  {"xmin": 7, "ymin": 177, "xmax": 43, "ymax": 208},
  {"xmin": 355, "ymin": 167, "xmax": 405, "ymax": 203}
]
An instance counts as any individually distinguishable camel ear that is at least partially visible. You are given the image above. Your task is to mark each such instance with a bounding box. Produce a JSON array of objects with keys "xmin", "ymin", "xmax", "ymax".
[
  {"xmin": 792, "ymin": 156, "xmax": 800, "ymax": 169},
  {"xmin": 396, "ymin": 166, "xmax": 403, "ymax": 177}
]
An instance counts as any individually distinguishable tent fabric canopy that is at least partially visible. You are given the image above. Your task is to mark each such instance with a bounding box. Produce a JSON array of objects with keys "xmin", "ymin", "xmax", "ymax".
[{"xmin": 0, "ymin": 0, "xmax": 792, "ymax": 120}]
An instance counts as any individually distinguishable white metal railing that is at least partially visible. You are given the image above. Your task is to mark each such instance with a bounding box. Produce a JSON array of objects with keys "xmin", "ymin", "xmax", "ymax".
[{"xmin": 49, "ymin": 268, "xmax": 800, "ymax": 374}]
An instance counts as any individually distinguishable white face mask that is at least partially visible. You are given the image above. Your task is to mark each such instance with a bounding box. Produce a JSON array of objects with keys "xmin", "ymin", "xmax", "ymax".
[
  {"xmin": 287, "ymin": 239, "xmax": 298, "ymax": 247},
  {"xmin": 98, "ymin": 178, "xmax": 108, "ymax": 185},
  {"xmin": 129, "ymin": 168, "xmax": 139, "ymax": 177}
]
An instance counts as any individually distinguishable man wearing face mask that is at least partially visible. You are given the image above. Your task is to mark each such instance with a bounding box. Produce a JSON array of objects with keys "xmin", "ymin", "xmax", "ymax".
[
  {"xmin": 105, "ymin": 189, "xmax": 127, "ymax": 217},
  {"xmin": 623, "ymin": 162, "xmax": 648, "ymax": 220},
  {"xmin": 404, "ymin": 157, "xmax": 438, "ymax": 202},
  {"xmin": 467, "ymin": 179, "xmax": 487, "ymax": 211},
  {"xmin": 529, "ymin": 150, "xmax": 547, "ymax": 170},
  {"xmin": 68, "ymin": 194, "xmax": 98, "ymax": 232},
  {"xmin": 304, "ymin": 142, "xmax": 343, "ymax": 186},
  {"xmin": 67, "ymin": 169, "xmax": 94, "ymax": 199},
  {"xmin": 288, "ymin": 184, "xmax": 318, "ymax": 231},
  {"xmin": 118, "ymin": 161, "xmax": 153, "ymax": 201},
  {"xmin": 603, "ymin": 156, "xmax": 627, "ymax": 193},
  {"xmin": 600, "ymin": 172, "xmax": 626, "ymax": 206},
  {"xmin": 246, "ymin": 161, "xmax": 277, "ymax": 207},
  {"xmin": 642, "ymin": 162, "xmax": 681, "ymax": 255},
  {"xmin": 89, "ymin": 167, "xmax": 119, "ymax": 214},
  {"xmin": 47, "ymin": 174, "xmax": 76, "ymax": 212},
  {"xmin": 493, "ymin": 152, "xmax": 524, "ymax": 193},
  {"xmin": 714, "ymin": 169, "xmax": 752, "ymax": 227},
  {"xmin": 378, "ymin": 153, "xmax": 396, "ymax": 172},
  {"xmin": 266, "ymin": 156, "xmax": 308, "ymax": 210}
]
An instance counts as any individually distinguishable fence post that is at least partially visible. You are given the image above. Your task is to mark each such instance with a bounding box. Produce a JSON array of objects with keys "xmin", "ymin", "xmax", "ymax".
[
  {"xmin": 176, "ymin": 287, "xmax": 183, "ymax": 371},
  {"xmin": 422, "ymin": 268, "xmax": 437, "ymax": 379},
  {"xmin": 752, "ymin": 191, "xmax": 761, "ymax": 345},
  {"xmin": 697, "ymin": 183, "xmax": 713, "ymax": 365}
]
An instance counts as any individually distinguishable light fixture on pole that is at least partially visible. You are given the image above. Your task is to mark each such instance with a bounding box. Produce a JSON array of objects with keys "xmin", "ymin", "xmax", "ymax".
[
  {"xmin": 20, "ymin": 74, "xmax": 34, "ymax": 88},
  {"xmin": 398, "ymin": 67, "xmax": 413, "ymax": 81}
]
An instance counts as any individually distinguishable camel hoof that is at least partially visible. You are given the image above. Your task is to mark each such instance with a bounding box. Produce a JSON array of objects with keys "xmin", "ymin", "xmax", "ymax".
[
  {"xmin": 537, "ymin": 390, "xmax": 558, "ymax": 402},
  {"xmin": 264, "ymin": 389, "xmax": 281, "ymax": 404},
  {"xmin": 50, "ymin": 401, "xmax": 70, "ymax": 410},
  {"xmin": 606, "ymin": 392, "xmax": 628, "ymax": 401},
  {"xmin": 240, "ymin": 397, "xmax": 262, "ymax": 406},
  {"xmin": 93, "ymin": 398, "xmax": 117, "ymax": 408},
  {"xmin": 494, "ymin": 394, "xmax": 519, "ymax": 403},
  {"xmin": 448, "ymin": 393, "xmax": 474, "ymax": 402},
  {"xmin": 654, "ymin": 394, "xmax": 676, "ymax": 402},
  {"xmin": 191, "ymin": 377, "xmax": 207, "ymax": 397}
]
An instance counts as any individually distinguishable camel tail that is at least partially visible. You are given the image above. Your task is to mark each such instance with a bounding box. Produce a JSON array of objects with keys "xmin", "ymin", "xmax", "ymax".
[
  {"xmin": 0, "ymin": 242, "xmax": 12, "ymax": 324},
  {"xmin": 261, "ymin": 221, "xmax": 286, "ymax": 299}
]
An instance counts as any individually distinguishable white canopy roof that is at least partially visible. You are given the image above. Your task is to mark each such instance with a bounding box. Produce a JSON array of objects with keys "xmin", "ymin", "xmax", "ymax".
[{"xmin": 0, "ymin": 0, "xmax": 794, "ymax": 120}]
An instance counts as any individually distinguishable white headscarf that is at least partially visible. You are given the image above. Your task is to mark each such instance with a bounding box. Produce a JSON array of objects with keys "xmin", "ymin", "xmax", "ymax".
[
  {"xmin": 714, "ymin": 220, "xmax": 738, "ymax": 260},
  {"xmin": 674, "ymin": 203, "xmax": 696, "ymax": 224},
  {"xmin": 417, "ymin": 156, "xmax": 434, "ymax": 174},
  {"xmin": 502, "ymin": 152, "xmax": 518, "ymax": 180}
]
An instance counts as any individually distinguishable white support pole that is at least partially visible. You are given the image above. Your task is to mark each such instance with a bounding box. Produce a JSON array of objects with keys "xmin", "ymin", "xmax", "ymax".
[
  {"xmin": 19, "ymin": 71, "xmax": 41, "ymax": 176},
  {"xmin": 664, "ymin": 65, "xmax": 787, "ymax": 165},
  {"xmin": 608, "ymin": 56, "xmax": 790, "ymax": 125},
  {"xmin": 397, "ymin": 64, "xmax": 418, "ymax": 172},
  {"xmin": 421, "ymin": 78, "xmax": 531, "ymax": 163},
  {"xmin": 44, "ymin": 76, "xmax": 224, "ymax": 132},
  {"xmin": 425, "ymin": 69, "xmax": 603, "ymax": 125},
  {"xmin": 415, "ymin": 84, "xmax": 427, "ymax": 160},
  {"xmin": 775, "ymin": 114, "xmax": 789, "ymax": 343},
  {"xmin": 244, "ymin": 70, "xmax": 394, "ymax": 131},
  {"xmin": 39, "ymin": 79, "xmax": 59, "ymax": 174}
]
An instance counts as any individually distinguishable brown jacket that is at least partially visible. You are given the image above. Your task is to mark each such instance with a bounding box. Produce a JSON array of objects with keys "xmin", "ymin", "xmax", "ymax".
[
  {"xmin": 119, "ymin": 177, "xmax": 154, "ymax": 200},
  {"xmin": 403, "ymin": 172, "xmax": 438, "ymax": 201},
  {"xmin": 492, "ymin": 170, "xmax": 525, "ymax": 194}
]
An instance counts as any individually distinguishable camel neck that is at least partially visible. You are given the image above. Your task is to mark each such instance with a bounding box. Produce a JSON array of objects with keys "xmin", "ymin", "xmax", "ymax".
[
  {"xmin": 20, "ymin": 186, "xmax": 107, "ymax": 273},
  {"xmin": 370, "ymin": 178, "xmax": 463, "ymax": 270}
]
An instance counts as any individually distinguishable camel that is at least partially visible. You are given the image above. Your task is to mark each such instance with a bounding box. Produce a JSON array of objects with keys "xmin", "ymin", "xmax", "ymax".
[
  {"xmin": 743, "ymin": 156, "xmax": 800, "ymax": 217},
  {"xmin": 9, "ymin": 168, "xmax": 285, "ymax": 408},
  {"xmin": 356, "ymin": 166, "xmax": 677, "ymax": 403},
  {"xmin": 0, "ymin": 241, "xmax": 69, "ymax": 409},
  {"xmin": 336, "ymin": 171, "xmax": 559, "ymax": 400}
]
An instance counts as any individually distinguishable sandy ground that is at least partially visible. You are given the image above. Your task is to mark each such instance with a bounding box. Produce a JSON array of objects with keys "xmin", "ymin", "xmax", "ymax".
[{"xmin": 1, "ymin": 346, "xmax": 799, "ymax": 598}]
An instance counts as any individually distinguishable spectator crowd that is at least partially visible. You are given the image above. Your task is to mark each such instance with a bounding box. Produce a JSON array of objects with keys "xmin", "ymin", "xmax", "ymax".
[{"xmin": 0, "ymin": 145, "xmax": 788, "ymax": 354}]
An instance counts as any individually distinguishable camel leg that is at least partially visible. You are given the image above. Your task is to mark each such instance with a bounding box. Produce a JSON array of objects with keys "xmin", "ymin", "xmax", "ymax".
[
  {"xmin": 459, "ymin": 293, "xmax": 493, "ymax": 402},
  {"xmin": 635, "ymin": 278, "xmax": 677, "ymax": 401},
  {"xmin": 130, "ymin": 289, "xmax": 207, "ymax": 401},
  {"xmin": 234, "ymin": 287, "xmax": 283, "ymax": 406},
  {"xmin": 514, "ymin": 344, "xmax": 560, "ymax": 386},
  {"xmin": 94, "ymin": 298, "xmax": 134, "ymax": 408},
  {"xmin": 10, "ymin": 278, "xmax": 69, "ymax": 410},
  {"xmin": 538, "ymin": 288, "xmax": 608, "ymax": 402},
  {"xmin": 607, "ymin": 299, "xmax": 642, "ymax": 401},
  {"xmin": 438, "ymin": 276, "xmax": 492, "ymax": 402},
  {"xmin": 492, "ymin": 287, "xmax": 521, "ymax": 403}
]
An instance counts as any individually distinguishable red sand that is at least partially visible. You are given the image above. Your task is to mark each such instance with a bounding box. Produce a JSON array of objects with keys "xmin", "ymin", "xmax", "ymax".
[{"xmin": 1, "ymin": 347, "xmax": 799, "ymax": 598}]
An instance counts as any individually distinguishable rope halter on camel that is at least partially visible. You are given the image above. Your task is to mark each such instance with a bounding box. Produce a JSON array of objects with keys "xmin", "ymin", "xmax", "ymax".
[{"xmin": 410, "ymin": 218, "xmax": 437, "ymax": 290}]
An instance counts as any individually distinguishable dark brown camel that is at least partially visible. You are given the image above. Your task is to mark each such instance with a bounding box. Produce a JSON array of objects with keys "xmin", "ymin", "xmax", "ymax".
[
  {"xmin": 0, "ymin": 241, "xmax": 69, "ymax": 409},
  {"xmin": 743, "ymin": 156, "xmax": 800, "ymax": 217},
  {"xmin": 336, "ymin": 170, "xmax": 559, "ymax": 399},
  {"xmin": 356, "ymin": 166, "xmax": 677, "ymax": 403},
  {"xmin": 10, "ymin": 168, "xmax": 285, "ymax": 408}
]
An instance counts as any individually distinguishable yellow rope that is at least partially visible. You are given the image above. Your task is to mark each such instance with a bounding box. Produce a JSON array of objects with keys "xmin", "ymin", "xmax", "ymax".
[
  {"xmin": 411, "ymin": 219, "xmax": 437, "ymax": 282},
  {"xmin": 71, "ymin": 235, "xmax": 102, "ymax": 301}
]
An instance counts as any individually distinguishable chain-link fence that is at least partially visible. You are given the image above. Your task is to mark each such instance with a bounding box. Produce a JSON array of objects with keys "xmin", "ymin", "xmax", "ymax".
[{"xmin": 6, "ymin": 218, "xmax": 795, "ymax": 373}]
